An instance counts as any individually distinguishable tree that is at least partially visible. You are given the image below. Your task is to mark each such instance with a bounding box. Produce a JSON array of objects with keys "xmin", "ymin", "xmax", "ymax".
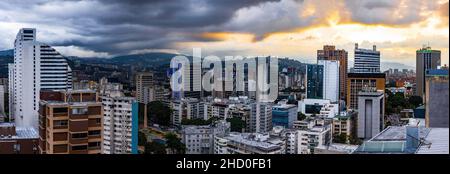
[
  {"xmin": 408, "ymin": 96, "xmax": 423, "ymax": 108},
  {"xmin": 333, "ymin": 133, "xmax": 348, "ymax": 144},
  {"xmin": 181, "ymin": 118, "xmax": 209, "ymax": 125},
  {"xmin": 147, "ymin": 101, "xmax": 172, "ymax": 126},
  {"xmin": 226, "ymin": 117, "xmax": 245, "ymax": 132},
  {"xmin": 138, "ymin": 131, "xmax": 147, "ymax": 146},
  {"xmin": 348, "ymin": 135, "xmax": 363, "ymax": 145},
  {"xmin": 145, "ymin": 141, "xmax": 167, "ymax": 154},
  {"xmin": 297, "ymin": 112, "xmax": 306, "ymax": 121},
  {"xmin": 164, "ymin": 133, "xmax": 186, "ymax": 154}
]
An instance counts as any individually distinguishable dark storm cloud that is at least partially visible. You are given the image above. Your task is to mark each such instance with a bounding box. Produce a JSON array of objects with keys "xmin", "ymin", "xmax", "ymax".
[{"xmin": 0, "ymin": 0, "xmax": 280, "ymax": 55}]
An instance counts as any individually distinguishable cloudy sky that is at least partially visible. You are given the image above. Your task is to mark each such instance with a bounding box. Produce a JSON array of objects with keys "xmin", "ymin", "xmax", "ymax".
[{"xmin": 0, "ymin": 0, "xmax": 448, "ymax": 66}]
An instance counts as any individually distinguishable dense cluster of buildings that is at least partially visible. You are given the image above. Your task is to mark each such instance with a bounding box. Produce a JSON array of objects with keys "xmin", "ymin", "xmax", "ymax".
[{"xmin": 0, "ymin": 28, "xmax": 448, "ymax": 154}]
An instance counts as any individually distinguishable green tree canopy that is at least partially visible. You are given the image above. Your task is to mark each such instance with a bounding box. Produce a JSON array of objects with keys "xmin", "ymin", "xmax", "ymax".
[
  {"xmin": 164, "ymin": 133, "xmax": 186, "ymax": 154},
  {"xmin": 408, "ymin": 95, "xmax": 423, "ymax": 108},
  {"xmin": 147, "ymin": 101, "xmax": 172, "ymax": 126},
  {"xmin": 297, "ymin": 112, "xmax": 306, "ymax": 121},
  {"xmin": 144, "ymin": 141, "xmax": 167, "ymax": 154},
  {"xmin": 226, "ymin": 117, "xmax": 245, "ymax": 132}
]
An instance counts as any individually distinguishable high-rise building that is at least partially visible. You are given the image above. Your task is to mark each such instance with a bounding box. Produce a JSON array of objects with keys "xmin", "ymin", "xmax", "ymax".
[
  {"xmin": 347, "ymin": 73, "xmax": 385, "ymax": 110},
  {"xmin": 135, "ymin": 72, "xmax": 154, "ymax": 104},
  {"xmin": 317, "ymin": 45, "xmax": 348, "ymax": 101},
  {"xmin": 306, "ymin": 64, "xmax": 324, "ymax": 99},
  {"xmin": 101, "ymin": 96, "xmax": 138, "ymax": 154},
  {"xmin": 353, "ymin": 43, "xmax": 380, "ymax": 73},
  {"xmin": 38, "ymin": 90, "xmax": 103, "ymax": 154},
  {"xmin": 249, "ymin": 103, "xmax": 272, "ymax": 133},
  {"xmin": 357, "ymin": 90, "xmax": 385, "ymax": 139},
  {"xmin": 425, "ymin": 69, "xmax": 448, "ymax": 128},
  {"xmin": 416, "ymin": 46, "xmax": 441, "ymax": 98},
  {"xmin": 318, "ymin": 60, "xmax": 340, "ymax": 102},
  {"xmin": 272, "ymin": 104, "xmax": 297, "ymax": 128},
  {"xmin": 9, "ymin": 28, "xmax": 72, "ymax": 129}
]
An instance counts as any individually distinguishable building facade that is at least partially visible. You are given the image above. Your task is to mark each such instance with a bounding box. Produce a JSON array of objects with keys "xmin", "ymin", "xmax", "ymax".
[
  {"xmin": 425, "ymin": 69, "xmax": 448, "ymax": 128},
  {"xmin": 181, "ymin": 121, "xmax": 230, "ymax": 154},
  {"xmin": 101, "ymin": 96, "xmax": 138, "ymax": 154},
  {"xmin": 318, "ymin": 60, "xmax": 340, "ymax": 102},
  {"xmin": 317, "ymin": 45, "xmax": 348, "ymax": 101},
  {"xmin": 347, "ymin": 73, "xmax": 385, "ymax": 110},
  {"xmin": 135, "ymin": 72, "xmax": 154, "ymax": 104},
  {"xmin": 353, "ymin": 43, "xmax": 380, "ymax": 73},
  {"xmin": 249, "ymin": 102, "xmax": 272, "ymax": 133},
  {"xmin": 357, "ymin": 90, "xmax": 385, "ymax": 139},
  {"xmin": 306, "ymin": 64, "xmax": 324, "ymax": 99},
  {"xmin": 0, "ymin": 123, "xmax": 39, "ymax": 154},
  {"xmin": 416, "ymin": 46, "xmax": 441, "ymax": 98},
  {"xmin": 38, "ymin": 90, "xmax": 103, "ymax": 154},
  {"xmin": 9, "ymin": 28, "xmax": 72, "ymax": 129},
  {"xmin": 214, "ymin": 132, "xmax": 286, "ymax": 154},
  {"xmin": 272, "ymin": 104, "xmax": 297, "ymax": 128}
]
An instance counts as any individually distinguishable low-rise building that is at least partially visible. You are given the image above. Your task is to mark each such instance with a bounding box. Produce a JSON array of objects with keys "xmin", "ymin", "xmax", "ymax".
[
  {"xmin": 0, "ymin": 123, "xmax": 39, "ymax": 154},
  {"xmin": 214, "ymin": 132, "xmax": 286, "ymax": 154},
  {"xmin": 272, "ymin": 104, "xmax": 297, "ymax": 128},
  {"xmin": 181, "ymin": 121, "xmax": 230, "ymax": 154},
  {"xmin": 354, "ymin": 126, "xmax": 449, "ymax": 154}
]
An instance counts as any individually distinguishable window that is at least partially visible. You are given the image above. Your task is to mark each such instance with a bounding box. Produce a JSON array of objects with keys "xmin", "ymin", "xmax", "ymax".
[
  {"xmin": 54, "ymin": 107, "xmax": 68, "ymax": 113},
  {"xmin": 54, "ymin": 120, "xmax": 68, "ymax": 127},
  {"xmin": 71, "ymin": 133, "xmax": 88, "ymax": 139},
  {"xmin": 88, "ymin": 142, "xmax": 101, "ymax": 147},
  {"xmin": 88, "ymin": 130, "xmax": 101, "ymax": 136},
  {"xmin": 71, "ymin": 145, "xmax": 88, "ymax": 151},
  {"xmin": 72, "ymin": 108, "xmax": 88, "ymax": 115}
]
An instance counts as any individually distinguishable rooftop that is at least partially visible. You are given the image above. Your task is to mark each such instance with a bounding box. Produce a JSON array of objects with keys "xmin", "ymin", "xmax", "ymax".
[
  {"xmin": 0, "ymin": 126, "xmax": 39, "ymax": 140},
  {"xmin": 416, "ymin": 128, "xmax": 449, "ymax": 154}
]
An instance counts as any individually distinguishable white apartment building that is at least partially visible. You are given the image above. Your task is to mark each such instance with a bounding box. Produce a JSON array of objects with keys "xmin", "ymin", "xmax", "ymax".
[
  {"xmin": 296, "ymin": 118, "xmax": 332, "ymax": 154},
  {"xmin": 102, "ymin": 96, "xmax": 136, "ymax": 154},
  {"xmin": 318, "ymin": 60, "xmax": 340, "ymax": 102},
  {"xmin": 171, "ymin": 98, "xmax": 208, "ymax": 126},
  {"xmin": 250, "ymin": 102, "xmax": 272, "ymax": 133},
  {"xmin": 181, "ymin": 121, "xmax": 230, "ymax": 154},
  {"xmin": 9, "ymin": 28, "xmax": 72, "ymax": 129},
  {"xmin": 214, "ymin": 132, "xmax": 286, "ymax": 154},
  {"xmin": 317, "ymin": 103, "xmax": 339, "ymax": 119}
]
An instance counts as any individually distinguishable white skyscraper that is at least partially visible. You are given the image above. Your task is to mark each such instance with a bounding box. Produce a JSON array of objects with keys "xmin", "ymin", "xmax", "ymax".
[
  {"xmin": 102, "ymin": 96, "xmax": 137, "ymax": 154},
  {"xmin": 9, "ymin": 28, "xmax": 72, "ymax": 129},
  {"xmin": 318, "ymin": 60, "xmax": 340, "ymax": 102},
  {"xmin": 354, "ymin": 43, "xmax": 380, "ymax": 73}
]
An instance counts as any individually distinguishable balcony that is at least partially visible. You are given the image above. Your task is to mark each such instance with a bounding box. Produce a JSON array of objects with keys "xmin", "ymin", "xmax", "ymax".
[
  {"xmin": 69, "ymin": 120, "xmax": 88, "ymax": 132},
  {"xmin": 69, "ymin": 114, "xmax": 88, "ymax": 120},
  {"xmin": 69, "ymin": 136, "xmax": 88, "ymax": 145}
]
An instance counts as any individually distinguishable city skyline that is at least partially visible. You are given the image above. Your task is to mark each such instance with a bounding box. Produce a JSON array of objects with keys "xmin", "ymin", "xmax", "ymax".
[{"xmin": 0, "ymin": 0, "xmax": 448, "ymax": 66}]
